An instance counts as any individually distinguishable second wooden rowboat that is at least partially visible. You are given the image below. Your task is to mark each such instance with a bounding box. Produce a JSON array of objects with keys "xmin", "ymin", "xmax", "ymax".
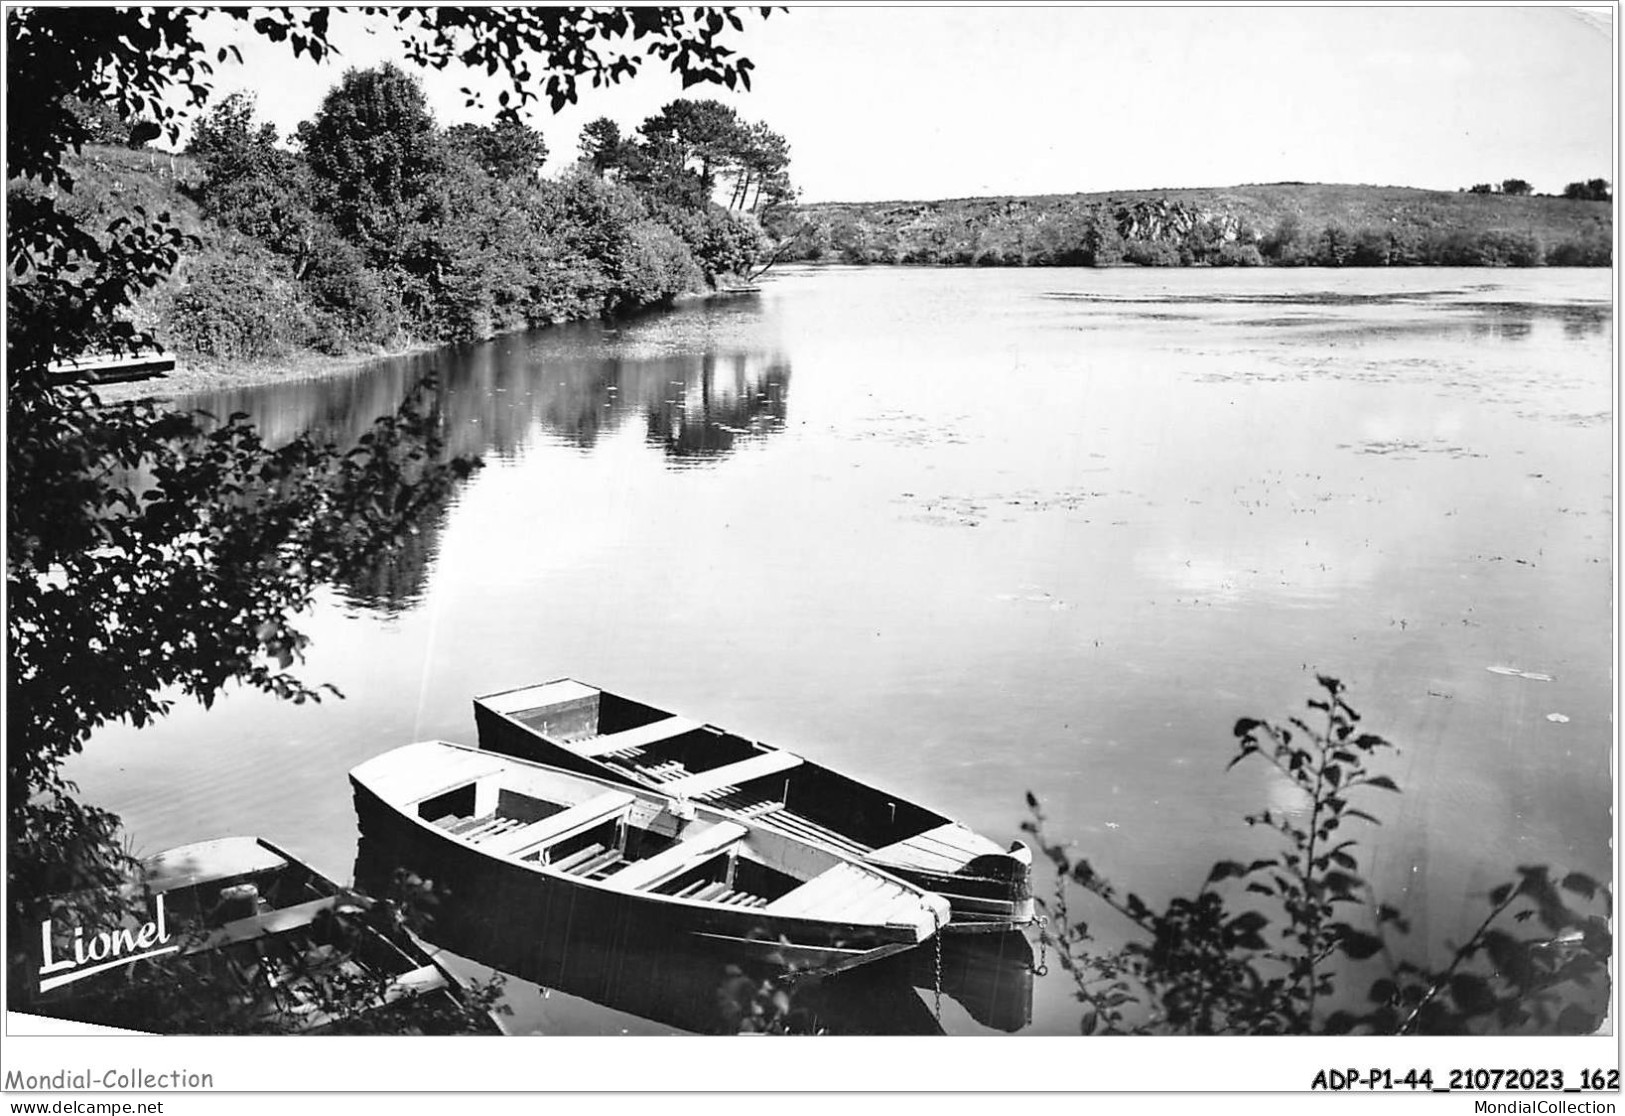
[{"xmin": 472, "ymin": 679, "xmax": 1034, "ymax": 933}]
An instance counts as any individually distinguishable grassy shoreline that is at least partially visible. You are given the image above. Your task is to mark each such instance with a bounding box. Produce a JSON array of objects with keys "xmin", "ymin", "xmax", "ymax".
[
  {"xmin": 93, "ymin": 339, "xmax": 447, "ymax": 404},
  {"xmin": 95, "ymin": 287, "xmax": 740, "ymax": 404}
]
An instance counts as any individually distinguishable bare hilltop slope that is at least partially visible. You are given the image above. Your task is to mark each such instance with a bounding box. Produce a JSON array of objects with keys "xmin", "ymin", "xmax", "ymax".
[{"xmin": 788, "ymin": 183, "xmax": 1612, "ymax": 267}]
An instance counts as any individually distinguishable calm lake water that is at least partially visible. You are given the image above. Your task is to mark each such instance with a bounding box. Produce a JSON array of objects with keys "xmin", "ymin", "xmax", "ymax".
[{"xmin": 70, "ymin": 265, "xmax": 1613, "ymax": 1034}]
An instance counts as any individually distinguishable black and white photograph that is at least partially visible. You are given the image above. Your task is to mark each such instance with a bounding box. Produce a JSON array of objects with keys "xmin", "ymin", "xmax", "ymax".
[{"xmin": 3, "ymin": 1, "xmax": 1617, "ymax": 1101}]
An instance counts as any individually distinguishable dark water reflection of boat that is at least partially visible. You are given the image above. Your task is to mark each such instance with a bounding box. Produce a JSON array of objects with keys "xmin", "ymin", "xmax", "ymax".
[
  {"xmin": 899, "ymin": 929, "xmax": 1034, "ymax": 1033},
  {"xmin": 355, "ymin": 833, "xmax": 1034, "ymax": 1034}
]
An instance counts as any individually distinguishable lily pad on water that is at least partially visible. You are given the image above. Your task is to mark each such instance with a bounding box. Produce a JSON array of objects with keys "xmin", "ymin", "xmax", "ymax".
[{"xmin": 1486, "ymin": 665, "xmax": 1554, "ymax": 682}]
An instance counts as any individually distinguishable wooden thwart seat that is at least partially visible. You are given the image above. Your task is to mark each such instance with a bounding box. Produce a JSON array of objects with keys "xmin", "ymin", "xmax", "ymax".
[
  {"xmin": 869, "ymin": 822, "xmax": 995, "ymax": 874},
  {"xmin": 465, "ymin": 817, "xmax": 521, "ymax": 842},
  {"xmin": 477, "ymin": 790, "xmax": 637, "ymax": 859},
  {"xmin": 550, "ymin": 843, "xmax": 607, "ymax": 873},
  {"xmin": 660, "ymin": 750, "xmax": 801, "ymax": 801},
  {"xmin": 756, "ymin": 810, "xmax": 872, "ymax": 857},
  {"xmin": 377, "ymin": 745, "xmax": 504, "ymax": 810},
  {"xmin": 829, "ymin": 881, "xmax": 909, "ymax": 923},
  {"xmin": 763, "ymin": 862, "xmax": 887, "ymax": 919},
  {"xmin": 671, "ymin": 880, "xmax": 768, "ymax": 908},
  {"xmin": 603, "ymin": 821, "xmax": 747, "ymax": 892},
  {"xmin": 641, "ymin": 760, "xmax": 688, "ymax": 783},
  {"xmin": 575, "ymin": 717, "xmax": 702, "ymax": 757},
  {"xmin": 477, "ymin": 679, "xmax": 598, "ymax": 716},
  {"xmin": 568, "ymin": 848, "xmax": 624, "ymax": 877},
  {"xmin": 203, "ymin": 897, "xmax": 338, "ymax": 950},
  {"xmin": 703, "ymin": 787, "xmax": 783, "ymax": 817}
]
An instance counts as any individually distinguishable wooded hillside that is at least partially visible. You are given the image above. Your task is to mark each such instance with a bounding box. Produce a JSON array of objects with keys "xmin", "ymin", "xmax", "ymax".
[{"xmin": 789, "ymin": 183, "xmax": 1612, "ymax": 267}]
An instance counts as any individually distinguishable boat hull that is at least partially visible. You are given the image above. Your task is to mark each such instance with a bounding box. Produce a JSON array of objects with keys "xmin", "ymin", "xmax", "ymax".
[
  {"xmin": 355, "ymin": 830, "xmax": 952, "ymax": 1034},
  {"xmin": 350, "ymin": 780, "xmax": 928, "ymax": 977}
]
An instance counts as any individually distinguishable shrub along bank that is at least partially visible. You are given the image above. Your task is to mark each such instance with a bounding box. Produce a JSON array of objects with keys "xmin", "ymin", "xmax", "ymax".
[{"xmin": 17, "ymin": 74, "xmax": 795, "ymax": 368}]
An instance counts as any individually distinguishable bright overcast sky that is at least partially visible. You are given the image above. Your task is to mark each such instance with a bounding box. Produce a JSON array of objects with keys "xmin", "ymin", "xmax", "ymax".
[{"xmin": 200, "ymin": 6, "xmax": 1615, "ymax": 204}]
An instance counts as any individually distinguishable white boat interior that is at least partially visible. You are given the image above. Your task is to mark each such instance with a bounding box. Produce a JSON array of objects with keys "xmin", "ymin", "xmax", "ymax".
[{"xmin": 477, "ymin": 680, "xmax": 1013, "ymax": 873}]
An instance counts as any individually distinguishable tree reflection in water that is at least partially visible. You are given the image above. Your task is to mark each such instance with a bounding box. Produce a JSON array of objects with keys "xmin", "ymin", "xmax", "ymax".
[
  {"xmin": 182, "ymin": 330, "xmax": 794, "ymax": 614},
  {"xmin": 642, "ymin": 351, "xmax": 790, "ymax": 461},
  {"xmin": 190, "ymin": 327, "xmax": 793, "ymax": 465}
]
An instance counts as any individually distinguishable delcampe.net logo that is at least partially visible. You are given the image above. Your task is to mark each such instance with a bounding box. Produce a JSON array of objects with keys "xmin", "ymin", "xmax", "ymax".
[{"xmin": 38, "ymin": 893, "xmax": 177, "ymax": 993}]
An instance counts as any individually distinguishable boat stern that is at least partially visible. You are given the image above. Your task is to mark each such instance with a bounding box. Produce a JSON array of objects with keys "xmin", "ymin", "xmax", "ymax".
[
  {"xmin": 945, "ymin": 842, "xmax": 1036, "ymax": 931},
  {"xmin": 871, "ymin": 826, "xmax": 1036, "ymax": 933}
]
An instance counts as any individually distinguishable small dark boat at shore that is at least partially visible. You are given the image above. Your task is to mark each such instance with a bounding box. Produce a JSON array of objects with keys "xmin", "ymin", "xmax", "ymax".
[
  {"xmin": 350, "ymin": 740, "xmax": 952, "ymax": 976},
  {"xmin": 47, "ymin": 349, "xmax": 175, "ymax": 385},
  {"xmin": 472, "ymin": 679, "xmax": 1034, "ymax": 934},
  {"xmin": 27, "ymin": 836, "xmax": 497, "ymax": 1034}
]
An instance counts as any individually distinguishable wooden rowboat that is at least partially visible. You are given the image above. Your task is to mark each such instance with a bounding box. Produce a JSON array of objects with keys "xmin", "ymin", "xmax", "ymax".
[
  {"xmin": 349, "ymin": 740, "xmax": 953, "ymax": 976},
  {"xmin": 472, "ymin": 679, "xmax": 1034, "ymax": 933}
]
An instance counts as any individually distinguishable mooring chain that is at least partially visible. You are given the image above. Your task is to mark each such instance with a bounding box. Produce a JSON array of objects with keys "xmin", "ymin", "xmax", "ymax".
[
  {"xmin": 932, "ymin": 908, "xmax": 944, "ymax": 1020},
  {"xmin": 1033, "ymin": 914, "xmax": 1050, "ymax": 977}
]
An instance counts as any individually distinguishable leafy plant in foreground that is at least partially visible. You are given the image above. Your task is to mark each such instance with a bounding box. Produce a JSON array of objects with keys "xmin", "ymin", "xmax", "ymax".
[{"xmin": 1025, "ymin": 676, "xmax": 1611, "ymax": 1034}]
